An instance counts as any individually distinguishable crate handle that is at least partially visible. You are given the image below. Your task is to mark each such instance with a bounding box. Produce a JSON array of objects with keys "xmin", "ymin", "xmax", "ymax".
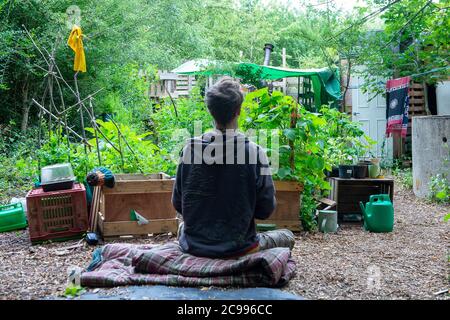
[
  {"xmin": 49, "ymin": 227, "xmax": 70, "ymax": 232},
  {"xmin": 0, "ymin": 202, "xmax": 23, "ymax": 211}
]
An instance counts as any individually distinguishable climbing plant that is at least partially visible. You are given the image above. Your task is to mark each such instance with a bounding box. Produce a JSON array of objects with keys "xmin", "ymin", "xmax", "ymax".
[{"xmin": 239, "ymin": 88, "xmax": 370, "ymax": 230}]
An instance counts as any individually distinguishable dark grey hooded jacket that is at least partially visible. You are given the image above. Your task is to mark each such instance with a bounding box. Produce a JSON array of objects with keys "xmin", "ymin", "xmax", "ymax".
[{"xmin": 172, "ymin": 130, "xmax": 276, "ymax": 258}]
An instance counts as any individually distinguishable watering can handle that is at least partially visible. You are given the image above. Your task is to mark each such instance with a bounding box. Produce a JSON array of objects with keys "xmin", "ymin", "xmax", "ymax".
[
  {"xmin": 369, "ymin": 194, "xmax": 391, "ymax": 203},
  {"xmin": 321, "ymin": 217, "xmax": 327, "ymax": 232}
]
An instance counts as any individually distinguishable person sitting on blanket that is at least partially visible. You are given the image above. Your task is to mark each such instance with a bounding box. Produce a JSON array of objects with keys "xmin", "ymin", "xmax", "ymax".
[{"xmin": 172, "ymin": 77, "xmax": 295, "ymax": 258}]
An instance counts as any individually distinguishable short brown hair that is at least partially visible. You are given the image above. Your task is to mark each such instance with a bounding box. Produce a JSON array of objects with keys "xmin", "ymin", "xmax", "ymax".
[{"xmin": 205, "ymin": 77, "xmax": 243, "ymax": 126}]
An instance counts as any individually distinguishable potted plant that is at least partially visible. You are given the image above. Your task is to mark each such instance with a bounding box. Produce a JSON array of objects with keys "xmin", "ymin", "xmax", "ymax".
[
  {"xmin": 338, "ymin": 154, "xmax": 355, "ymax": 179},
  {"xmin": 324, "ymin": 138, "xmax": 341, "ymax": 178}
]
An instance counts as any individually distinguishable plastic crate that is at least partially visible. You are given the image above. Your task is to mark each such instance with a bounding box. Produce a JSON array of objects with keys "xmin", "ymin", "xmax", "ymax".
[
  {"xmin": 0, "ymin": 202, "xmax": 27, "ymax": 233},
  {"xmin": 26, "ymin": 183, "xmax": 88, "ymax": 244}
]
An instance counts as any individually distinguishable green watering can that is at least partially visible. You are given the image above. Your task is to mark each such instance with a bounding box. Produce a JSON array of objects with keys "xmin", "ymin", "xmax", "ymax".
[{"xmin": 360, "ymin": 194, "xmax": 394, "ymax": 233}]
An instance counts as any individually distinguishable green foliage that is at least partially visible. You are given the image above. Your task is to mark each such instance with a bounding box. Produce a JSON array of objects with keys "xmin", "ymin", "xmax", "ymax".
[
  {"xmin": 0, "ymin": 127, "xmax": 40, "ymax": 203},
  {"xmin": 239, "ymin": 88, "xmax": 369, "ymax": 230},
  {"xmin": 429, "ymin": 143, "xmax": 450, "ymax": 204},
  {"xmin": 33, "ymin": 121, "xmax": 170, "ymax": 182},
  {"xmin": 393, "ymin": 167, "xmax": 413, "ymax": 190},
  {"xmin": 150, "ymin": 87, "xmax": 214, "ymax": 174},
  {"xmin": 320, "ymin": 106, "xmax": 375, "ymax": 166},
  {"xmin": 429, "ymin": 173, "xmax": 450, "ymax": 204},
  {"xmin": 64, "ymin": 284, "xmax": 85, "ymax": 298},
  {"xmin": 353, "ymin": 0, "xmax": 450, "ymax": 95}
]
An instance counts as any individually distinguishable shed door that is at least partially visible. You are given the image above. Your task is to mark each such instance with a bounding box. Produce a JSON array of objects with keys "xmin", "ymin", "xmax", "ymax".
[{"xmin": 351, "ymin": 76, "xmax": 393, "ymax": 159}]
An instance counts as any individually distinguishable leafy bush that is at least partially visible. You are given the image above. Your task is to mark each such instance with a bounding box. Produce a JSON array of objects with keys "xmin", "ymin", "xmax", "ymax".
[
  {"xmin": 0, "ymin": 124, "xmax": 43, "ymax": 203},
  {"xmin": 429, "ymin": 143, "xmax": 450, "ymax": 204},
  {"xmin": 150, "ymin": 87, "xmax": 214, "ymax": 174},
  {"xmin": 429, "ymin": 174, "xmax": 450, "ymax": 204},
  {"xmin": 393, "ymin": 167, "xmax": 413, "ymax": 190},
  {"xmin": 320, "ymin": 106, "xmax": 374, "ymax": 166},
  {"xmin": 14, "ymin": 121, "xmax": 171, "ymax": 183},
  {"xmin": 239, "ymin": 88, "xmax": 369, "ymax": 230}
]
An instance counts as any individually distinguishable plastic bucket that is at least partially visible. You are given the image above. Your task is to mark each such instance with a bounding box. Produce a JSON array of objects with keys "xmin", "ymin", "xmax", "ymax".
[
  {"xmin": 318, "ymin": 210, "xmax": 338, "ymax": 233},
  {"xmin": 368, "ymin": 164, "xmax": 380, "ymax": 178}
]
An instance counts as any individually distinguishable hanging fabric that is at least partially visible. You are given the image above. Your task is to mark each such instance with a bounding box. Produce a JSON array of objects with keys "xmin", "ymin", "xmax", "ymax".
[
  {"xmin": 67, "ymin": 25, "xmax": 87, "ymax": 72},
  {"xmin": 385, "ymin": 76, "xmax": 410, "ymax": 138}
]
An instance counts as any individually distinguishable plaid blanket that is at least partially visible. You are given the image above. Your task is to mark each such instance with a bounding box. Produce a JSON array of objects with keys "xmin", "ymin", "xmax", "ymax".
[{"xmin": 80, "ymin": 242, "xmax": 296, "ymax": 288}]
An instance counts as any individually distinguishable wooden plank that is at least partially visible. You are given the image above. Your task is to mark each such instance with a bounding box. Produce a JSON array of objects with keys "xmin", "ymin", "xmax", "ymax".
[
  {"xmin": 274, "ymin": 180, "xmax": 303, "ymax": 192},
  {"xmin": 255, "ymin": 219, "xmax": 301, "ymax": 231},
  {"xmin": 410, "ymin": 83, "xmax": 424, "ymax": 89},
  {"xmin": 270, "ymin": 191, "xmax": 300, "ymax": 220},
  {"xmin": 89, "ymin": 186, "xmax": 98, "ymax": 230},
  {"xmin": 102, "ymin": 218, "xmax": 179, "ymax": 237},
  {"xmin": 92, "ymin": 186, "xmax": 101, "ymax": 232},
  {"xmin": 103, "ymin": 179, "xmax": 174, "ymax": 194},
  {"xmin": 97, "ymin": 211, "xmax": 104, "ymax": 235},
  {"xmin": 104, "ymin": 192, "xmax": 176, "ymax": 222},
  {"xmin": 409, "ymin": 106, "xmax": 426, "ymax": 112},
  {"xmin": 409, "ymin": 98, "xmax": 424, "ymax": 104},
  {"xmin": 115, "ymin": 173, "xmax": 170, "ymax": 180},
  {"xmin": 331, "ymin": 178, "xmax": 394, "ymax": 182},
  {"xmin": 319, "ymin": 198, "xmax": 336, "ymax": 207}
]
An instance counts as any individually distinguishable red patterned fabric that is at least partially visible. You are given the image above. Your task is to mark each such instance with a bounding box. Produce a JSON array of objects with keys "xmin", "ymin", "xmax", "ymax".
[{"xmin": 386, "ymin": 76, "xmax": 410, "ymax": 138}]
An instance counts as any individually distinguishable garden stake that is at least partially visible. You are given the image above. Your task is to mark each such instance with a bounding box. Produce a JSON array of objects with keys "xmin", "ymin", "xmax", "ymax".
[
  {"xmin": 74, "ymin": 71, "xmax": 89, "ymax": 175},
  {"xmin": 89, "ymin": 97, "xmax": 102, "ymax": 166},
  {"xmin": 81, "ymin": 104, "xmax": 123, "ymax": 155},
  {"xmin": 32, "ymin": 99, "xmax": 92, "ymax": 147},
  {"xmin": 161, "ymin": 81, "xmax": 179, "ymax": 119},
  {"xmin": 108, "ymin": 117, "xmax": 144, "ymax": 173}
]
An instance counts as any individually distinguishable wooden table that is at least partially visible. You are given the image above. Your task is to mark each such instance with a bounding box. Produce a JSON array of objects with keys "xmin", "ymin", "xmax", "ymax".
[{"xmin": 327, "ymin": 177, "xmax": 394, "ymax": 223}]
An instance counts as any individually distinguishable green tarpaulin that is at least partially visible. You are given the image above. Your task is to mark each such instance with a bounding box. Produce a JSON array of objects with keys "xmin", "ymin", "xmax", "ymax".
[{"xmin": 174, "ymin": 60, "xmax": 341, "ymax": 109}]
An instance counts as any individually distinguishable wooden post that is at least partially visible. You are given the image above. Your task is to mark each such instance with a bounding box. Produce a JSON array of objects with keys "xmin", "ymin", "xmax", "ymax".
[
  {"xmin": 188, "ymin": 75, "xmax": 193, "ymax": 92},
  {"xmin": 282, "ymin": 48, "xmax": 287, "ymax": 94}
]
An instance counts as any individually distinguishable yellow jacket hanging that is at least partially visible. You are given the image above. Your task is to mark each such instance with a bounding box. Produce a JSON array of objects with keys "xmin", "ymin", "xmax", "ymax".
[{"xmin": 67, "ymin": 25, "xmax": 87, "ymax": 72}]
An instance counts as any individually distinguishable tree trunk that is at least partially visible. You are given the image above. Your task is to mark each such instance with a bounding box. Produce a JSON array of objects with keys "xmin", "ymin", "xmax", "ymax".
[
  {"xmin": 21, "ymin": 103, "xmax": 31, "ymax": 132},
  {"xmin": 21, "ymin": 79, "xmax": 30, "ymax": 132}
]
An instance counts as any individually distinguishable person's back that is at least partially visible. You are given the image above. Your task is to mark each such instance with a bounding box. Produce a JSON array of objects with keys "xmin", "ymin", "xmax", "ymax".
[{"xmin": 172, "ymin": 77, "xmax": 293, "ymax": 258}]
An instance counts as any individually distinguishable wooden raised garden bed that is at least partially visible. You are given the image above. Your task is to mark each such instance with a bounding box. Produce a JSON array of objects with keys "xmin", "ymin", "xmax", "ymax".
[
  {"xmin": 97, "ymin": 173, "xmax": 178, "ymax": 239},
  {"xmin": 257, "ymin": 181, "xmax": 304, "ymax": 231},
  {"xmin": 96, "ymin": 175, "xmax": 304, "ymax": 239}
]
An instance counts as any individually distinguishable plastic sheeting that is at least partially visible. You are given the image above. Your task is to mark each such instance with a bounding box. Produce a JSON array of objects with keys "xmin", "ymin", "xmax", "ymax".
[{"xmin": 174, "ymin": 60, "xmax": 341, "ymax": 108}]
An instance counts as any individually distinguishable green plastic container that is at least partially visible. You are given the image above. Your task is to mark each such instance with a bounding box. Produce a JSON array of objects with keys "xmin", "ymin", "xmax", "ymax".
[
  {"xmin": 0, "ymin": 202, "xmax": 27, "ymax": 233},
  {"xmin": 360, "ymin": 194, "xmax": 394, "ymax": 233}
]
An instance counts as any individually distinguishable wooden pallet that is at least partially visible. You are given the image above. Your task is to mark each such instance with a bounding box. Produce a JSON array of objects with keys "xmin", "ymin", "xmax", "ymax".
[{"xmin": 403, "ymin": 82, "xmax": 428, "ymax": 155}]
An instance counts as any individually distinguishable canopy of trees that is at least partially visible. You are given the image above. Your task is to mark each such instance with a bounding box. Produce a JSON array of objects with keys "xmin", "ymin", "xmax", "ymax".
[{"xmin": 0, "ymin": 0, "xmax": 448, "ymax": 133}]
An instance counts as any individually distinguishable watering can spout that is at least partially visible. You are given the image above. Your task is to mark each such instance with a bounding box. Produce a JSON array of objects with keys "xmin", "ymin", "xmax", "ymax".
[{"xmin": 359, "ymin": 201, "xmax": 366, "ymax": 216}]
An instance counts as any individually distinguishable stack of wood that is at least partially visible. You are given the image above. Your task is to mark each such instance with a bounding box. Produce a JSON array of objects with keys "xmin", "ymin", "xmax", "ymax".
[
  {"xmin": 404, "ymin": 82, "xmax": 428, "ymax": 155},
  {"xmin": 89, "ymin": 186, "xmax": 101, "ymax": 233}
]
